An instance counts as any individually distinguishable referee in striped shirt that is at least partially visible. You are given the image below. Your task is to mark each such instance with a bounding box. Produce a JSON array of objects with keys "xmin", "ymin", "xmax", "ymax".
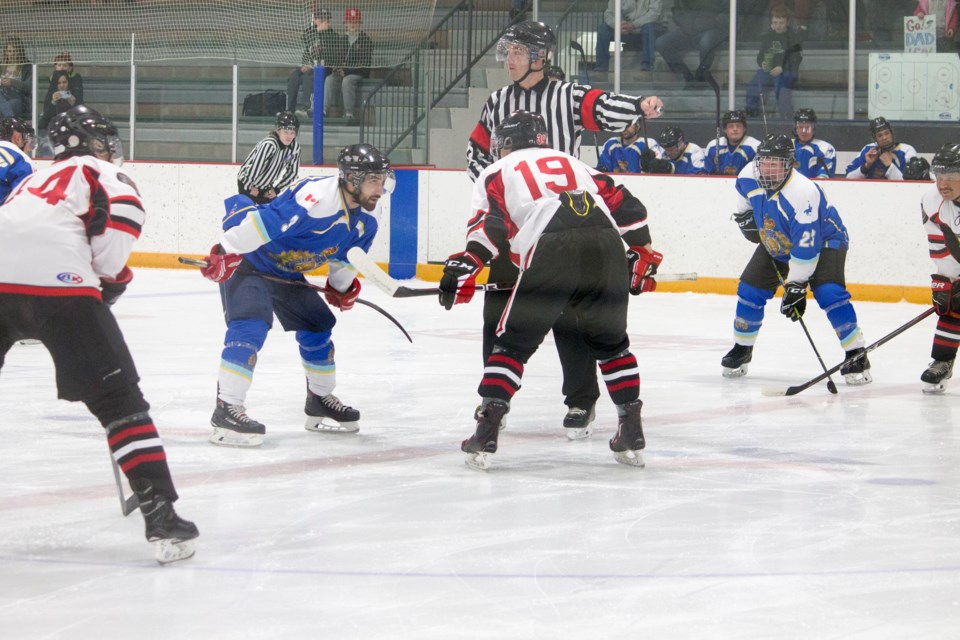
[
  {"xmin": 465, "ymin": 21, "xmax": 664, "ymax": 435},
  {"xmin": 237, "ymin": 111, "xmax": 302, "ymax": 204}
]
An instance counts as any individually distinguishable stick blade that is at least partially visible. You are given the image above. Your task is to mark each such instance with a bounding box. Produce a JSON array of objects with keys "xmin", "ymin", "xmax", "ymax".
[
  {"xmin": 346, "ymin": 247, "xmax": 399, "ymax": 296},
  {"xmin": 761, "ymin": 386, "xmax": 787, "ymax": 397}
]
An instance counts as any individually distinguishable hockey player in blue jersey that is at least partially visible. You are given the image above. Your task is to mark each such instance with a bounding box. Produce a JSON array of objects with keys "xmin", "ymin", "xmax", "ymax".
[
  {"xmin": 199, "ymin": 143, "xmax": 394, "ymax": 447},
  {"xmin": 792, "ymin": 108, "xmax": 835, "ymax": 178},
  {"xmin": 597, "ymin": 117, "xmax": 662, "ymax": 173},
  {"xmin": 722, "ymin": 134, "xmax": 872, "ymax": 384},
  {"xmin": 704, "ymin": 110, "xmax": 760, "ymax": 176},
  {"xmin": 0, "ymin": 116, "xmax": 34, "ymax": 202},
  {"xmin": 644, "ymin": 126, "xmax": 706, "ymax": 175},
  {"xmin": 845, "ymin": 116, "xmax": 916, "ymax": 180}
]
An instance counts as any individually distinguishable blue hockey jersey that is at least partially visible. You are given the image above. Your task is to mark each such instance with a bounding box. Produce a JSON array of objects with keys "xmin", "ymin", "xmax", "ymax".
[{"xmin": 0, "ymin": 141, "xmax": 34, "ymax": 203}]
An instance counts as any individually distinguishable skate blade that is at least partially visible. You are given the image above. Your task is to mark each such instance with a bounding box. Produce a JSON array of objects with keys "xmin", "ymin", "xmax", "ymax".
[
  {"xmin": 842, "ymin": 370, "xmax": 873, "ymax": 386},
  {"xmin": 464, "ymin": 451, "xmax": 492, "ymax": 471},
  {"xmin": 922, "ymin": 382, "xmax": 948, "ymax": 395},
  {"xmin": 722, "ymin": 364, "xmax": 749, "ymax": 378},
  {"xmin": 155, "ymin": 539, "xmax": 196, "ymax": 565},
  {"xmin": 17, "ymin": 339, "xmax": 42, "ymax": 345},
  {"xmin": 565, "ymin": 423, "xmax": 595, "ymax": 441},
  {"xmin": 305, "ymin": 416, "xmax": 360, "ymax": 433},
  {"xmin": 208, "ymin": 427, "xmax": 263, "ymax": 447},
  {"xmin": 613, "ymin": 449, "xmax": 646, "ymax": 467}
]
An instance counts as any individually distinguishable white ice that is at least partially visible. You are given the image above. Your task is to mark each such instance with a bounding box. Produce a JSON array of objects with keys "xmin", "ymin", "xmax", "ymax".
[{"xmin": 1, "ymin": 268, "xmax": 958, "ymax": 639}]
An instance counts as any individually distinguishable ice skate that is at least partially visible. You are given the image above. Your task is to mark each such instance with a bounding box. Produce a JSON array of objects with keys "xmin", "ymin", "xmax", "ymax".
[
  {"xmin": 563, "ymin": 405, "xmax": 595, "ymax": 440},
  {"xmin": 921, "ymin": 359, "xmax": 954, "ymax": 395},
  {"xmin": 840, "ymin": 348, "xmax": 872, "ymax": 386},
  {"xmin": 209, "ymin": 398, "xmax": 265, "ymax": 447},
  {"xmin": 474, "ymin": 404, "xmax": 507, "ymax": 431},
  {"xmin": 305, "ymin": 392, "xmax": 360, "ymax": 433},
  {"xmin": 462, "ymin": 400, "xmax": 509, "ymax": 471},
  {"xmin": 609, "ymin": 399, "xmax": 645, "ymax": 467},
  {"xmin": 131, "ymin": 479, "xmax": 199, "ymax": 565},
  {"xmin": 721, "ymin": 344, "xmax": 753, "ymax": 377}
]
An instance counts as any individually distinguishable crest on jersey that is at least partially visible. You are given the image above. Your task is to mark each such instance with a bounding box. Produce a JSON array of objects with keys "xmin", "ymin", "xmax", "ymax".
[{"xmin": 759, "ymin": 217, "xmax": 792, "ymax": 257}]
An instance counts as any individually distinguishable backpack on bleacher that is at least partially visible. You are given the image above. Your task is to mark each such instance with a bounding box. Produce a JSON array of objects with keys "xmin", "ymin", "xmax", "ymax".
[{"xmin": 241, "ymin": 90, "xmax": 286, "ymax": 117}]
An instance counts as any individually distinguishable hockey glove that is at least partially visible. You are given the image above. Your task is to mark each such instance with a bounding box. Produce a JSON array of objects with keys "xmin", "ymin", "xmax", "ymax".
[
  {"xmin": 325, "ymin": 278, "xmax": 361, "ymax": 311},
  {"xmin": 100, "ymin": 266, "xmax": 133, "ymax": 307},
  {"xmin": 439, "ymin": 251, "xmax": 483, "ymax": 310},
  {"xmin": 639, "ymin": 148, "xmax": 657, "ymax": 173},
  {"xmin": 931, "ymin": 274, "xmax": 960, "ymax": 316},
  {"xmin": 780, "ymin": 282, "xmax": 807, "ymax": 321},
  {"xmin": 733, "ymin": 209, "xmax": 760, "ymax": 244},
  {"xmin": 200, "ymin": 244, "xmax": 243, "ymax": 283},
  {"xmin": 626, "ymin": 246, "xmax": 663, "ymax": 295}
]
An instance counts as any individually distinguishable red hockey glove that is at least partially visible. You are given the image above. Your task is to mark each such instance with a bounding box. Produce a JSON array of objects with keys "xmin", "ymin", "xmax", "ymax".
[
  {"xmin": 200, "ymin": 244, "xmax": 243, "ymax": 283},
  {"xmin": 931, "ymin": 274, "xmax": 960, "ymax": 316},
  {"xmin": 626, "ymin": 246, "xmax": 663, "ymax": 295},
  {"xmin": 325, "ymin": 278, "xmax": 362, "ymax": 311},
  {"xmin": 100, "ymin": 265, "xmax": 133, "ymax": 307},
  {"xmin": 439, "ymin": 251, "xmax": 483, "ymax": 310}
]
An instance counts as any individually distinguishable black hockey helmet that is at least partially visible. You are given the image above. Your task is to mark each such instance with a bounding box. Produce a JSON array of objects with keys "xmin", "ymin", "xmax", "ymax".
[
  {"xmin": 48, "ymin": 105, "xmax": 123, "ymax": 165},
  {"xmin": 657, "ymin": 126, "xmax": 685, "ymax": 149},
  {"xmin": 492, "ymin": 110, "xmax": 550, "ymax": 156},
  {"xmin": 754, "ymin": 134, "xmax": 794, "ymax": 190},
  {"xmin": 544, "ymin": 64, "xmax": 566, "ymax": 81},
  {"xmin": 869, "ymin": 116, "xmax": 892, "ymax": 137},
  {"xmin": 337, "ymin": 143, "xmax": 394, "ymax": 191},
  {"xmin": 496, "ymin": 21, "xmax": 555, "ymax": 64},
  {"xmin": 721, "ymin": 110, "xmax": 747, "ymax": 129},
  {"xmin": 275, "ymin": 110, "xmax": 300, "ymax": 132},
  {"xmin": 931, "ymin": 142, "xmax": 960, "ymax": 176},
  {"xmin": 0, "ymin": 116, "xmax": 29, "ymax": 142},
  {"xmin": 903, "ymin": 156, "xmax": 931, "ymax": 181},
  {"xmin": 794, "ymin": 108, "xmax": 818, "ymax": 124}
]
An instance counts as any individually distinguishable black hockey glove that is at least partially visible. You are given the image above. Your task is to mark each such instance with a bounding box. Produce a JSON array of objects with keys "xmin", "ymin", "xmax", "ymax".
[
  {"xmin": 733, "ymin": 209, "xmax": 760, "ymax": 244},
  {"xmin": 931, "ymin": 274, "xmax": 960, "ymax": 316},
  {"xmin": 646, "ymin": 158, "xmax": 675, "ymax": 174},
  {"xmin": 639, "ymin": 148, "xmax": 657, "ymax": 173},
  {"xmin": 100, "ymin": 266, "xmax": 133, "ymax": 307},
  {"xmin": 439, "ymin": 250, "xmax": 483, "ymax": 310},
  {"xmin": 780, "ymin": 281, "xmax": 807, "ymax": 321}
]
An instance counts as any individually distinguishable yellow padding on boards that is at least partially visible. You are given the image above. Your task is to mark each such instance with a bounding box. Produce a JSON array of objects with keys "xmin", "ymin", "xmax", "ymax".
[{"xmin": 129, "ymin": 252, "xmax": 928, "ymax": 304}]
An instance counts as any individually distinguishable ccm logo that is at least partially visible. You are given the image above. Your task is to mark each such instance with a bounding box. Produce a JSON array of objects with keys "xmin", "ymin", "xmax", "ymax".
[{"xmin": 57, "ymin": 272, "xmax": 84, "ymax": 284}]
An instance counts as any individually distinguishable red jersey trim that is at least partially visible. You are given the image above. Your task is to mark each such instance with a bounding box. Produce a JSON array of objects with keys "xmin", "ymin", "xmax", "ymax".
[
  {"xmin": 0, "ymin": 283, "xmax": 102, "ymax": 299},
  {"xmin": 580, "ymin": 89, "xmax": 605, "ymax": 131},
  {"xmin": 470, "ymin": 122, "xmax": 491, "ymax": 153}
]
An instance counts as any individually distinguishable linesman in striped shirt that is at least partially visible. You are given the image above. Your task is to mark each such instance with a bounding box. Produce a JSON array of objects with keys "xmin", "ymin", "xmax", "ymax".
[
  {"xmin": 237, "ymin": 111, "xmax": 302, "ymax": 204},
  {"xmin": 465, "ymin": 20, "xmax": 664, "ymax": 436}
]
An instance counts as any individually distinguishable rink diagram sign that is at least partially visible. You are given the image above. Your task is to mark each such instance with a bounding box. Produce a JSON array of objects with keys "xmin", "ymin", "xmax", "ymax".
[{"xmin": 868, "ymin": 52, "xmax": 960, "ymax": 120}]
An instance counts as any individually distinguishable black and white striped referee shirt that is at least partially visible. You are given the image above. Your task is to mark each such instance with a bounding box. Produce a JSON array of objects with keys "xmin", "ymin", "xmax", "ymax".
[
  {"xmin": 466, "ymin": 77, "xmax": 645, "ymax": 181},
  {"xmin": 237, "ymin": 133, "xmax": 301, "ymax": 193}
]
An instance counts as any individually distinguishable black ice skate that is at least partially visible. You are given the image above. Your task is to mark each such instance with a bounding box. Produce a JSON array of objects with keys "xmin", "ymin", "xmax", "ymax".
[
  {"xmin": 563, "ymin": 405, "xmax": 596, "ymax": 440},
  {"xmin": 721, "ymin": 344, "xmax": 753, "ymax": 378},
  {"xmin": 921, "ymin": 359, "xmax": 954, "ymax": 395},
  {"xmin": 131, "ymin": 478, "xmax": 199, "ymax": 565},
  {"xmin": 609, "ymin": 399, "xmax": 645, "ymax": 467},
  {"xmin": 305, "ymin": 391, "xmax": 360, "ymax": 433},
  {"xmin": 840, "ymin": 348, "xmax": 872, "ymax": 386},
  {"xmin": 209, "ymin": 398, "xmax": 266, "ymax": 447},
  {"xmin": 462, "ymin": 400, "xmax": 509, "ymax": 470},
  {"xmin": 473, "ymin": 404, "xmax": 508, "ymax": 432}
]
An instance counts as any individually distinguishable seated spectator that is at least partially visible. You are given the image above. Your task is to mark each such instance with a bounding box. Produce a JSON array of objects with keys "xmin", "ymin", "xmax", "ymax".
[
  {"xmin": 287, "ymin": 8, "xmax": 344, "ymax": 118},
  {"xmin": 324, "ymin": 7, "xmax": 374, "ymax": 124},
  {"xmin": 597, "ymin": 117, "xmax": 662, "ymax": 173},
  {"xmin": 40, "ymin": 54, "xmax": 85, "ymax": 130},
  {"xmin": 914, "ymin": 0, "xmax": 959, "ymax": 53},
  {"xmin": 595, "ymin": 0, "xmax": 664, "ymax": 74},
  {"xmin": 845, "ymin": 116, "xmax": 917, "ymax": 180},
  {"xmin": 704, "ymin": 110, "xmax": 761, "ymax": 175},
  {"xmin": 655, "ymin": 0, "xmax": 728, "ymax": 83},
  {"xmin": 792, "ymin": 108, "xmax": 836, "ymax": 178},
  {"xmin": 643, "ymin": 126, "xmax": 706, "ymax": 174},
  {"xmin": 0, "ymin": 36, "xmax": 31, "ymax": 119},
  {"xmin": 745, "ymin": 4, "xmax": 802, "ymax": 118}
]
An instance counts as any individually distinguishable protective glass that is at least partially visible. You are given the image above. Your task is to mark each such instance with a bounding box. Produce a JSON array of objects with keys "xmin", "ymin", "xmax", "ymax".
[
  {"xmin": 92, "ymin": 134, "xmax": 124, "ymax": 166},
  {"xmin": 495, "ymin": 39, "xmax": 540, "ymax": 63},
  {"xmin": 360, "ymin": 169, "xmax": 395, "ymax": 194}
]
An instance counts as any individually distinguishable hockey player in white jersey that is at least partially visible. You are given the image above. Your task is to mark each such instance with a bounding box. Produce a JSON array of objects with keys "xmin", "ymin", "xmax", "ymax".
[
  {"xmin": 440, "ymin": 111, "xmax": 663, "ymax": 469},
  {"xmin": 919, "ymin": 142, "xmax": 960, "ymax": 393},
  {"xmin": 0, "ymin": 105, "xmax": 198, "ymax": 564}
]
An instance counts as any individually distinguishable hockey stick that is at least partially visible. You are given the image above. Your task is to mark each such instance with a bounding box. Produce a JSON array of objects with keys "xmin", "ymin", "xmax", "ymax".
[
  {"xmin": 763, "ymin": 306, "xmax": 936, "ymax": 397},
  {"xmin": 770, "ymin": 256, "xmax": 838, "ymax": 394},
  {"xmin": 701, "ymin": 69, "xmax": 722, "ymax": 172},
  {"xmin": 177, "ymin": 257, "xmax": 412, "ymax": 343},
  {"xmin": 108, "ymin": 445, "xmax": 139, "ymax": 516},
  {"xmin": 347, "ymin": 246, "xmax": 697, "ymax": 297}
]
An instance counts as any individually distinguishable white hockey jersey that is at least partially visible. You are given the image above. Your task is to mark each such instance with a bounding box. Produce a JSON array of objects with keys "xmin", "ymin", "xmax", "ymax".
[
  {"xmin": 0, "ymin": 155, "xmax": 144, "ymax": 299},
  {"xmin": 921, "ymin": 188, "xmax": 960, "ymax": 281}
]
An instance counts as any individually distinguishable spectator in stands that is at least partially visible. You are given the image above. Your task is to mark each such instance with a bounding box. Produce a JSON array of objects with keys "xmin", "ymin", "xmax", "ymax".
[
  {"xmin": 595, "ymin": 0, "xmax": 664, "ymax": 75},
  {"xmin": 655, "ymin": 0, "xmax": 728, "ymax": 84},
  {"xmin": 745, "ymin": 4, "xmax": 803, "ymax": 118},
  {"xmin": 845, "ymin": 116, "xmax": 918, "ymax": 180},
  {"xmin": 0, "ymin": 36, "xmax": 31, "ymax": 119},
  {"xmin": 914, "ymin": 0, "xmax": 959, "ymax": 53},
  {"xmin": 325, "ymin": 7, "xmax": 374, "ymax": 124},
  {"xmin": 237, "ymin": 111, "xmax": 301, "ymax": 204},
  {"xmin": 288, "ymin": 8, "xmax": 344, "ymax": 118},
  {"xmin": 792, "ymin": 108, "xmax": 836, "ymax": 178},
  {"xmin": 40, "ymin": 54, "xmax": 85, "ymax": 130},
  {"xmin": 643, "ymin": 126, "xmax": 706, "ymax": 174}
]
